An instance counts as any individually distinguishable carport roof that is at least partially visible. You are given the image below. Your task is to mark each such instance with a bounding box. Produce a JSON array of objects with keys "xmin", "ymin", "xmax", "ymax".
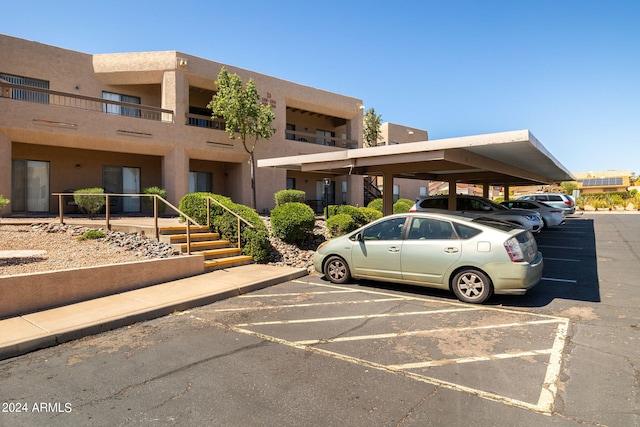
[{"xmin": 258, "ymin": 130, "xmax": 575, "ymax": 186}]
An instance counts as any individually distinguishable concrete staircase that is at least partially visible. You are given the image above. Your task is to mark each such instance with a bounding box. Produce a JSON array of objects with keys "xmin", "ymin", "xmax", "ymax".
[{"xmin": 159, "ymin": 225, "xmax": 253, "ymax": 271}]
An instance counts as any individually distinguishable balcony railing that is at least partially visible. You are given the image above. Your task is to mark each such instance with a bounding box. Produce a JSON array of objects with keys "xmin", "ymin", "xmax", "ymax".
[
  {"xmin": 0, "ymin": 82, "xmax": 174, "ymax": 123},
  {"xmin": 185, "ymin": 113, "xmax": 226, "ymax": 130},
  {"xmin": 285, "ymin": 130, "xmax": 357, "ymax": 149}
]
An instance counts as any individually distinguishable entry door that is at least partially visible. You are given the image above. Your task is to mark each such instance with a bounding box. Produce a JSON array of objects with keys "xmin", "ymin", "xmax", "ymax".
[{"xmin": 11, "ymin": 159, "xmax": 50, "ymax": 213}]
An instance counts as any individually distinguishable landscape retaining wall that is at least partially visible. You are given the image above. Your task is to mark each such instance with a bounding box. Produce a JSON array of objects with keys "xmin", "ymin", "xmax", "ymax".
[{"xmin": 0, "ymin": 255, "xmax": 204, "ymax": 319}]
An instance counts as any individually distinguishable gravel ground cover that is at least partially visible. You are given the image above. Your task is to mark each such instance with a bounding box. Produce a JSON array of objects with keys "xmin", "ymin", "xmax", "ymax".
[
  {"xmin": 0, "ymin": 224, "xmax": 177, "ymax": 277},
  {"xmin": 0, "ymin": 218, "xmax": 331, "ymax": 277}
]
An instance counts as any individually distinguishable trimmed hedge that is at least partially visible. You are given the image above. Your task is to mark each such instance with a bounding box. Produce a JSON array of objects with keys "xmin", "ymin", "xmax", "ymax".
[
  {"xmin": 275, "ymin": 189, "xmax": 306, "ymax": 206},
  {"xmin": 367, "ymin": 198, "xmax": 414, "ymax": 214},
  {"xmin": 327, "ymin": 213, "xmax": 356, "ymax": 237},
  {"xmin": 0, "ymin": 194, "xmax": 9, "ymax": 211},
  {"xmin": 324, "ymin": 205, "xmax": 383, "ymax": 237},
  {"xmin": 179, "ymin": 192, "xmax": 270, "ymax": 263},
  {"xmin": 143, "ymin": 186, "xmax": 167, "ymax": 213},
  {"xmin": 270, "ymin": 202, "xmax": 316, "ymax": 244},
  {"xmin": 74, "ymin": 188, "xmax": 106, "ymax": 218}
]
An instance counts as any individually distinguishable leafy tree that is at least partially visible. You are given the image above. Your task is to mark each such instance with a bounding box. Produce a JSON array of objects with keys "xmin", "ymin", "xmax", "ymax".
[
  {"xmin": 208, "ymin": 68, "xmax": 276, "ymax": 209},
  {"xmin": 363, "ymin": 107, "xmax": 383, "ymax": 147}
]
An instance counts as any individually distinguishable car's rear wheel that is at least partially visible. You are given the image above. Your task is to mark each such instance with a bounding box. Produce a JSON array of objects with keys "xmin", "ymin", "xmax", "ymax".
[
  {"xmin": 324, "ymin": 256, "xmax": 351, "ymax": 284},
  {"xmin": 451, "ymin": 269, "xmax": 493, "ymax": 304}
]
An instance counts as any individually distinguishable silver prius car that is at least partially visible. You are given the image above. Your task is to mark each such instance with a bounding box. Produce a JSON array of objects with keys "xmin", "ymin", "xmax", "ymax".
[{"xmin": 313, "ymin": 212, "xmax": 543, "ymax": 304}]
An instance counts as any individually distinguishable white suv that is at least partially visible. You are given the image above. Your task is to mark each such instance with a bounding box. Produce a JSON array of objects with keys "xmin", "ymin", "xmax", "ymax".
[
  {"xmin": 517, "ymin": 193, "xmax": 576, "ymax": 214},
  {"xmin": 410, "ymin": 195, "xmax": 543, "ymax": 233}
]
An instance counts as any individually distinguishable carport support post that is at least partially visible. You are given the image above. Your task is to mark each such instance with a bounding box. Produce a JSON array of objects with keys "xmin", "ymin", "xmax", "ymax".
[
  {"xmin": 448, "ymin": 181, "xmax": 457, "ymax": 211},
  {"xmin": 382, "ymin": 171, "xmax": 394, "ymax": 216},
  {"xmin": 503, "ymin": 184, "xmax": 510, "ymax": 200}
]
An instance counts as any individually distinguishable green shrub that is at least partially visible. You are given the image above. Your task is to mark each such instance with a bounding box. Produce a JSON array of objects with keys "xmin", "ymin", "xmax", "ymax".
[
  {"xmin": 335, "ymin": 205, "xmax": 367, "ymax": 227},
  {"xmin": 359, "ymin": 207, "xmax": 383, "ymax": 223},
  {"xmin": 367, "ymin": 198, "xmax": 383, "ymax": 212},
  {"xmin": 324, "ymin": 205, "xmax": 340, "ymax": 217},
  {"xmin": 179, "ymin": 192, "xmax": 270, "ymax": 263},
  {"xmin": 0, "ymin": 194, "xmax": 9, "ymax": 211},
  {"xmin": 78, "ymin": 230, "xmax": 106, "ymax": 240},
  {"xmin": 366, "ymin": 198, "xmax": 413, "ymax": 214},
  {"xmin": 143, "ymin": 186, "xmax": 168, "ymax": 213},
  {"xmin": 327, "ymin": 213, "xmax": 356, "ymax": 237},
  {"xmin": 275, "ymin": 189, "xmax": 306, "ymax": 206},
  {"xmin": 393, "ymin": 200, "xmax": 412, "ymax": 214},
  {"xmin": 74, "ymin": 188, "xmax": 106, "ymax": 218},
  {"xmin": 270, "ymin": 202, "xmax": 316, "ymax": 244}
]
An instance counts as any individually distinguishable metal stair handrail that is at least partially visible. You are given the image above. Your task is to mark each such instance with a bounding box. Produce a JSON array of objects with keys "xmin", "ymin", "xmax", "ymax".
[{"xmin": 202, "ymin": 196, "xmax": 254, "ymax": 249}]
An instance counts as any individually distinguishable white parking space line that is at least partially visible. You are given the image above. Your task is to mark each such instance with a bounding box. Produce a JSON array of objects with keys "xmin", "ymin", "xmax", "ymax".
[
  {"xmin": 543, "ymin": 257, "xmax": 580, "ymax": 262},
  {"xmin": 541, "ymin": 277, "xmax": 578, "ymax": 283},
  {"xmin": 390, "ymin": 348, "xmax": 554, "ymax": 369},
  {"xmin": 214, "ymin": 298, "xmax": 404, "ymax": 312},
  {"xmin": 295, "ymin": 318, "xmax": 562, "ymax": 346},
  {"xmin": 234, "ymin": 307, "xmax": 477, "ymax": 327},
  {"xmin": 240, "ymin": 290, "xmax": 360, "ymax": 298},
  {"xmin": 219, "ymin": 280, "xmax": 570, "ymax": 415}
]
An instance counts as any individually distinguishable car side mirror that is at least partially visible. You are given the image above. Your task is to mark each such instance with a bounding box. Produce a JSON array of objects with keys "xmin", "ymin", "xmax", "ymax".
[{"xmin": 356, "ymin": 232, "xmax": 364, "ymax": 242}]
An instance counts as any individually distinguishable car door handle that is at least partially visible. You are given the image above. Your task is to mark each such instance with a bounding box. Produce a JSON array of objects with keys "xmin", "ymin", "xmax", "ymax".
[
  {"xmin": 444, "ymin": 247, "xmax": 459, "ymax": 253},
  {"xmin": 388, "ymin": 246, "xmax": 400, "ymax": 253}
]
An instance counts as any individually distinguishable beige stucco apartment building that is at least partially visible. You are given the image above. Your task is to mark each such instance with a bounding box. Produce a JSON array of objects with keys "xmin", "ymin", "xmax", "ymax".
[{"xmin": 0, "ymin": 34, "xmax": 366, "ymax": 215}]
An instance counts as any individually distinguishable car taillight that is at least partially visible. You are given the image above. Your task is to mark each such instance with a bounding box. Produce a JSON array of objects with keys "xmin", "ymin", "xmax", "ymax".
[
  {"xmin": 409, "ymin": 209, "xmax": 417, "ymax": 212},
  {"xmin": 504, "ymin": 237, "xmax": 525, "ymax": 262},
  {"xmin": 564, "ymin": 201, "xmax": 573, "ymax": 206}
]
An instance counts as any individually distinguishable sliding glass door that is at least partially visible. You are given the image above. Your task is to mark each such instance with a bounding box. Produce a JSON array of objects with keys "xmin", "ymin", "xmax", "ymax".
[
  {"xmin": 11, "ymin": 159, "xmax": 50, "ymax": 212},
  {"xmin": 103, "ymin": 165, "xmax": 140, "ymax": 212}
]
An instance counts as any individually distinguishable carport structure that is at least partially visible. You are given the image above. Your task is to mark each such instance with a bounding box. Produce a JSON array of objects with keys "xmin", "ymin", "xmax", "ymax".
[{"xmin": 258, "ymin": 130, "xmax": 575, "ymax": 215}]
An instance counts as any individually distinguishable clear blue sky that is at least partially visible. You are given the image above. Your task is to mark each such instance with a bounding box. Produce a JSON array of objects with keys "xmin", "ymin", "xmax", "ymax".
[{"xmin": 3, "ymin": 0, "xmax": 639, "ymax": 174}]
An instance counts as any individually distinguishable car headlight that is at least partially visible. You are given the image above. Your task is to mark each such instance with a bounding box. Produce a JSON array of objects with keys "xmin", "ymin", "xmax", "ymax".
[{"xmin": 316, "ymin": 241, "xmax": 328, "ymax": 251}]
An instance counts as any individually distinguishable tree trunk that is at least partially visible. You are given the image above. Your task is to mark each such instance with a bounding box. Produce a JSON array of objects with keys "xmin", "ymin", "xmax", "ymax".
[{"xmin": 250, "ymin": 151, "xmax": 257, "ymax": 209}]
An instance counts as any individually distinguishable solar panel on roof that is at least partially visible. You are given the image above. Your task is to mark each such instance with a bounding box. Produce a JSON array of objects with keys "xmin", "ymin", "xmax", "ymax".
[{"xmin": 579, "ymin": 178, "xmax": 623, "ymax": 187}]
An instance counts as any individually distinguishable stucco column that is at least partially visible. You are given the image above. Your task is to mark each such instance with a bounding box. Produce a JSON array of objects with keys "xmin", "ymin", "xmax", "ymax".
[
  {"xmin": 503, "ymin": 184, "xmax": 510, "ymax": 200},
  {"xmin": 346, "ymin": 174, "xmax": 364, "ymax": 207},
  {"xmin": 162, "ymin": 69, "xmax": 188, "ymax": 124},
  {"xmin": 382, "ymin": 171, "xmax": 394, "ymax": 216},
  {"xmin": 0, "ymin": 132, "xmax": 11, "ymax": 214},
  {"xmin": 163, "ymin": 147, "xmax": 189, "ymax": 207}
]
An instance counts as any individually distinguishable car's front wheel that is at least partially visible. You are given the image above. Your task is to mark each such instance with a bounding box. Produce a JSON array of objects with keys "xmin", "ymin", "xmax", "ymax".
[
  {"xmin": 324, "ymin": 256, "xmax": 351, "ymax": 284},
  {"xmin": 451, "ymin": 269, "xmax": 493, "ymax": 304}
]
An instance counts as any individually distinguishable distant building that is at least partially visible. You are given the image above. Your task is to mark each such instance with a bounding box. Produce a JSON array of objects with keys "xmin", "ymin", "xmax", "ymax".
[{"xmin": 574, "ymin": 170, "xmax": 634, "ymax": 194}]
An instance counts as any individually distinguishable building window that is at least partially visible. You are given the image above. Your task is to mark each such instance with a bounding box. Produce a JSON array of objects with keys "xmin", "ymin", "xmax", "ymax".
[
  {"xmin": 342, "ymin": 181, "xmax": 348, "ymax": 204},
  {"xmin": 316, "ymin": 129, "xmax": 336, "ymax": 146},
  {"xmin": 419, "ymin": 186, "xmax": 427, "ymax": 196},
  {"xmin": 102, "ymin": 92, "xmax": 141, "ymax": 117},
  {"xmin": 285, "ymin": 124, "xmax": 296, "ymax": 140},
  {"xmin": 1, "ymin": 73, "xmax": 49, "ymax": 104},
  {"xmin": 286, "ymin": 178, "xmax": 296, "ymax": 189},
  {"xmin": 189, "ymin": 171, "xmax": 212, "ymax": 193}
]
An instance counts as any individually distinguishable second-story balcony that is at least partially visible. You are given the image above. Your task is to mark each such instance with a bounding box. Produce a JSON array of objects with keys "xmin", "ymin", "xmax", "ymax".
[
  {"xmin": 0, "ymin": 81, "xmax": 174, "ymax": 123},
  {"xmin": 285, "ymin": 129, "xmax": 357, "ymax": 149}
]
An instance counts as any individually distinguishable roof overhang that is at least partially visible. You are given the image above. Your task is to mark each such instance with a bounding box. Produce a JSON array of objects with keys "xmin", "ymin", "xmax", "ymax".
[{"xmin": 258, "ymin": 130, "xmax": 575, "ymax": 186}]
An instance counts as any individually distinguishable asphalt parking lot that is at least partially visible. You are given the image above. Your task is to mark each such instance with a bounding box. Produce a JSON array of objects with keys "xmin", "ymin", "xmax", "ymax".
[{"xmin": 1, "ymin": 213, "xmax": 638, "ymax": 426}]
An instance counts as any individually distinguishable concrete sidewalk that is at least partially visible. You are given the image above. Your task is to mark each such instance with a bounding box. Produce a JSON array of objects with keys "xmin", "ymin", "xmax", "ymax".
[{"xmin": 0, "ymin": 264, "xmax": 308, "ymax": 361}]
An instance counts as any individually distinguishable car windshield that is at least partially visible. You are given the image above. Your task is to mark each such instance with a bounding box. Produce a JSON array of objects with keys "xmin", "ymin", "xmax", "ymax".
[
  {"xmin": 486, "ymin": 199, "xmax": 509, "ymax": 210},
  {"xmin": 472, "ymin": 217, "xmax": 521, "ymax": 231}
]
